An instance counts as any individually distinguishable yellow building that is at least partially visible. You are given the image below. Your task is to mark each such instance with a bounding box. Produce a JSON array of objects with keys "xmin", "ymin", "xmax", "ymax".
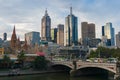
[{"xmin": 0, "ymin": 47, "xmax": 4, "ymax": 55}]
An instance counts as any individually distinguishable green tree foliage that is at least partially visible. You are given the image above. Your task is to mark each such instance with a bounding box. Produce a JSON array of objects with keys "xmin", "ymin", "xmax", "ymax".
[
  {"xmin": 89, "ymin": 47, "xmax": 120, "ymax": 60},
  {"xmin": 33, "ymin": 56, "xmax": 48, "ymax": 70},
  {"xmin": 89, "ymin": 50, "xmax": 97, "ymax": 58},
  {"xmin": 17, "ymin": 51, "xmax": 25, "ymax": 66},
  {"xmin": 1, "ymin": 55, "xmax": 12, "ymax": 68}
]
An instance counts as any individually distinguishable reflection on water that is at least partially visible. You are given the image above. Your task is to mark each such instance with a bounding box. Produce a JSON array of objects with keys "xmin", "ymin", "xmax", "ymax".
[{"xmin": 0, "ymin": 73, "xmax": 108, "ymax": 80}]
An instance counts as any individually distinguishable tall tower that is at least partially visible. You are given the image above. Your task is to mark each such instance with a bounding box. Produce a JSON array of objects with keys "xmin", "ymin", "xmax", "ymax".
[
  {"xmin": 41, "ymin": 9, "xmax": 51, "ymax": 41},
  {"xmin": 102, "ymin": 22, "xmax": 115, "ymax": 46},
  {"xmin": 81, "ymin": 22, "xmax": 95, "ymax": 45},
  {"xmin": 25, "ymin": 31, "xmax": 40, "ymax": 46},
  {"xmin": 51, "ymin": 28, "xmax": 57, "ymax": 43},
  {"xmin": 11, "ymin": 26, "xmax": 17, "ymax": 49},
  {"xmin": 57, "ymin": 24, "xmax": 64, "ymax": 46},
  {"xmin": 3, "ymin": 33, "xmax": 7, "ymax": 41},
  {"xmin": 116, "ymin": 32, "xmax": 120, "ymax": 48},
  {"xmin": 64, "ymin": 7, "xmax": 78, "ymax": 46}
]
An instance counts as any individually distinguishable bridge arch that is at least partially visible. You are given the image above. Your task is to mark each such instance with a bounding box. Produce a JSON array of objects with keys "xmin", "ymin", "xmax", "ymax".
[
  {"xmin": 51, "ymin": 63, "xmax": 73, "ymax": 71},
  {"xmin": 51, "ymin": 64, "xmax": 73, "ymax": 69},
  {"xmin": 76, "ymin": 65, "xmax": 116, "ymax": 75}
]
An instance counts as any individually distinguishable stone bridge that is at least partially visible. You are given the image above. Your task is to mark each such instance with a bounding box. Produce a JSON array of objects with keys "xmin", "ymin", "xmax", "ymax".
[{"xmin": 51, "ymin": 61, "xmax": 120, "ymax": 79}]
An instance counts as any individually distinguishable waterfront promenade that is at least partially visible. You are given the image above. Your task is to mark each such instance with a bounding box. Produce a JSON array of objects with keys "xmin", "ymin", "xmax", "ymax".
[{"xmin": 0, "ymin": 69, "xmax": 59, "ymax": 77}]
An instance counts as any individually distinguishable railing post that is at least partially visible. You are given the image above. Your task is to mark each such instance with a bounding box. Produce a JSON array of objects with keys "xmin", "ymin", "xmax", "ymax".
[
  {"xmin": 73, "ymin": 60, "xmax": 77, "ymax": 70},
  {"xmin": 70, "ymin": 60, "xmax": 77, "ymax": 77}
]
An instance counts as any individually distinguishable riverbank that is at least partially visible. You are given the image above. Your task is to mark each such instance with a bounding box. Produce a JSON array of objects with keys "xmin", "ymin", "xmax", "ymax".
[{"xmin": 0, "ymin": 69, "xmax": 66, "ymax": 77}]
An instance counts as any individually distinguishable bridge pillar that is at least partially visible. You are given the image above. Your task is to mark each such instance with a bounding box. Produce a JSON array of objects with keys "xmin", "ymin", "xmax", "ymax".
[
  {"xmin": 70, "ymin": 60, "xmax": 77, "ymax": 77},
  {"xmin": 114, "ymin": 62, "xmax": 120, "ymax": 80}
]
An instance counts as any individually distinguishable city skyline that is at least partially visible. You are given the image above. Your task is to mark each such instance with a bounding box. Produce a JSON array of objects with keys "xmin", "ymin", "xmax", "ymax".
[{"xmin": 0, "ymin": 0, "xmax": 120, "ymax": 40}]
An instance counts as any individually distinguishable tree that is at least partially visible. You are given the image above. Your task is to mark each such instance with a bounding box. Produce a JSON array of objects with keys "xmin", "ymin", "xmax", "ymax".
[
  {"xmin": 17, "ymin": 50, "xmax": 25, "ymax": 67},
  {"xmin": 2, "ymin": 55, "xmax": 12, "ymax": 68},
  {"xmin": 89, "ymin": 50, "xmax": 97, "ymax": 58},
  {"xmin": 89, "ymin": 47, "xmax": 120, "ymax": 60},
  {"xmin": 33, "ymin": 56, "xmax": 48, "ymax": 70}
]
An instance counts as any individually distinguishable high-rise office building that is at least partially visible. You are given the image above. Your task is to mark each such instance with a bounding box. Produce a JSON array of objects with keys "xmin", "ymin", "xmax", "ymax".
[
  {"xmin": 81, "ymin": 22, "xmax": 95, "ymax": 45},
  {"xmin": 3, "ymin": 33, "xmax": 7, "ymax": 41},
  {"xmin": 25, "ymin": 31, "xmax": 40, "ymax": 46},
  {"xmin": 41, "ymin": 9, "xmax": 51, "ymax": 41},
  {"xmin": 64, "ymin": 7, "xmax": 78, "ymax": 46},
  {"xmin": 116, "ymin": 32, "xmax": 120, "ymax": 48},
  {"xmin": 57, "ymin": 24, "xmax": 64, "ymax": 46},
  {"xmin": 51, "ymin": 28, "xmax": 57, "ymax": 43},
  {"xmin": 102, "ymin": 22, "xmax": 115, "ymax": 46}
]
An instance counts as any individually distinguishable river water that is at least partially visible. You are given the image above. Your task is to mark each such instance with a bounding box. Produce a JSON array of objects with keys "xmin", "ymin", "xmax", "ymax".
[{"xmin": 0, "ymin": 73, "xmax": 109, "ymax": 80}]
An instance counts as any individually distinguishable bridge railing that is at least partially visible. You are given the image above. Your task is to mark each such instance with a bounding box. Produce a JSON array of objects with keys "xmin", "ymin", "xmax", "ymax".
[{"xmin": 77, "ymin": 61, "xmax": 116, "ymax": 67}]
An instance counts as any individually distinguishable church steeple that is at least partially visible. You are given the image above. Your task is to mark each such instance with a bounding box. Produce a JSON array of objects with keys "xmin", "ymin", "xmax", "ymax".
[
  {"xmin": 23, "ymin": 37, "xmax": 28, "ymax": 51},
  {"xmin": 13, "ymin": 25, "xmax": 16, "ymax": 34},
  {"xmin": 11, "ymin": 25, "xmax": 17, "ymax": 49}
]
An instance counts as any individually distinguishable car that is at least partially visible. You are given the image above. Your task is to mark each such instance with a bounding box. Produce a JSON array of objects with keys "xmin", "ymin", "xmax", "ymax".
[
  {"xmin": 86, "ymin": 59, "xmax": 92, "ymax": 62},
  {"xmin": 107, "ymin": 58, "xmax": 118, "ymax": 63}
]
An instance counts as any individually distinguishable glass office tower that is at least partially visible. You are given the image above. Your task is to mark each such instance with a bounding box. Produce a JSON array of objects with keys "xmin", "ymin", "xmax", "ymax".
[
  {"xmin": 102, "ymin": 22, "xmax": 115, "ymax": 46},
  {"xmin": 64, "ymin": 7, "xmax": 78, "ymax": 46}
]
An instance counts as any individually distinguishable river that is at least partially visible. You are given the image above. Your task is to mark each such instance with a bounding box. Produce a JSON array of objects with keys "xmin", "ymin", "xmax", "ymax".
[{"xmin": 0, "ymin": 73, "xmax": 109, "ymax": 80}]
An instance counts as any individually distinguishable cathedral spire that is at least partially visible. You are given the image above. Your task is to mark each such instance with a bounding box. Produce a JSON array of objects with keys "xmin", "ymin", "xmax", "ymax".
[
  {"xmin": 13, "ymin": 25, "xmax": 16, "ymax": 34},
  {"xmin": 17, "ymin": 36, "xmax": 20, "ymax": 41},
  {"xmin": 11, "ymin": 25, "xmax": 17, "ymax": 49},
  {"xmin": 23, "ymin": 36, "xmax": 28, "ymax": 50}
]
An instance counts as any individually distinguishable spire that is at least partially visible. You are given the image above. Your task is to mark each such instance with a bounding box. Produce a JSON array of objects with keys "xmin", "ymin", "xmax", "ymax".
[
  {"xmin": 17, "ymin": 36, "xmax": 20, "ymax": 41},
  {"xmin": 13, "ymin": 25, "xmax": 16, "ymax": 34},
  {"xmin": 11, "ymin": 25, "xmax": 17, "ymax": 49},
  {"xmin": 45, "ymin": 8, "xmax": 48, "ymax": 16},
  {"xmin": 25, "ymin": 37, "xmax": 27, "ymax": 43},
  {"xmin": 70, "ymin": 6, "xmax": 72, "ymax": 15},
  {"xmin": 23, "ymin": 36, "xmax": 28, "ymax": 50}
]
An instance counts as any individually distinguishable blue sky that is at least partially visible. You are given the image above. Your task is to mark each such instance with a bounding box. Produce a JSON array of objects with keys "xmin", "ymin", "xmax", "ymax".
[{"xmin": 0, "ymin": 0, "xmax": 120, "ymax": 40}]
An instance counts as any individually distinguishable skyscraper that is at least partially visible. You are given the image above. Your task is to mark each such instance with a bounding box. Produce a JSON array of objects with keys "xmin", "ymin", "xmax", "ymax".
[
  {"xmin": 64, "ymin": 7, "xmax": 78, "ymax": 46},
  {"xmin": 25, "ymin": 31, "xmax": 40, "ymax": 46},
  {"xmin": 3, "ymin": 33, "xmax": 7, "ymax": 41},
  {"xmin": 41, "ymin": 9, "xmax": 51, "ymax": 41},
  {"xmin": 57, "ymin": 24, "xmax": 64, "ymax": 46},
  {"xmin": 81, "ymin": 22, "xmax": 95, "ymax": 45},
  {"xmin": 116, "ymin": 32, "xmax": 120, "ymax": 48},
  {"xmin": 51, "ymin": 28, "xmax": 57, "ymax": 43},
  {"xmin": 102, "ymin": 22, "xmax": 115, "ymax": 46}
]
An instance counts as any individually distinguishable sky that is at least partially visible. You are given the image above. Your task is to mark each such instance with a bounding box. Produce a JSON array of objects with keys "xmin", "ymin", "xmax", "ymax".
[{"xmin": 0, "ymin": 0, "xmax": 120, "ymax": 41}]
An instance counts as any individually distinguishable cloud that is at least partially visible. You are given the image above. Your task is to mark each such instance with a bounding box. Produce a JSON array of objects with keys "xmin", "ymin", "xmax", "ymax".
[{"xmin": 0, "ymin": 0, "xmax": 120, "ymax": 41}]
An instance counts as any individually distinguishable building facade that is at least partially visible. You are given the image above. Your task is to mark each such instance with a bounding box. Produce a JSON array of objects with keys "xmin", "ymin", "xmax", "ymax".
[
  {"xmin": 64, "ymin": 7, "xmax": 78, "ymax": 46},
  {"xmin": 25, "ymin": 31, "xmax": 40, "ymax": 46},
  {"xmin": 41, "ymin": 9, "xmax": 51, "ymax": 41},
  {"xmin": 51, "ymin": 28, "xmax": 57, "ymax": 43},
  {"xmin": 81, "ymin": 22, "xmax": 95, "ymax": 46},
  {"xmin": 0, "ymin": 47, "xmax": 4, "ymax": 55},
  {"xmin": 57, "ymin": 24, "xmax": 64, "ymax": 46},
  {"xmin": 116, "ymin": 32, "xmax": 120, "ymax": 48},
  {"xmin": 102, "ymin": 22, "xmax": 115, "ymax": 46},
  {"xmin": 87, "ymin": 38, "xmax": 101, "ymax": 48}
]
